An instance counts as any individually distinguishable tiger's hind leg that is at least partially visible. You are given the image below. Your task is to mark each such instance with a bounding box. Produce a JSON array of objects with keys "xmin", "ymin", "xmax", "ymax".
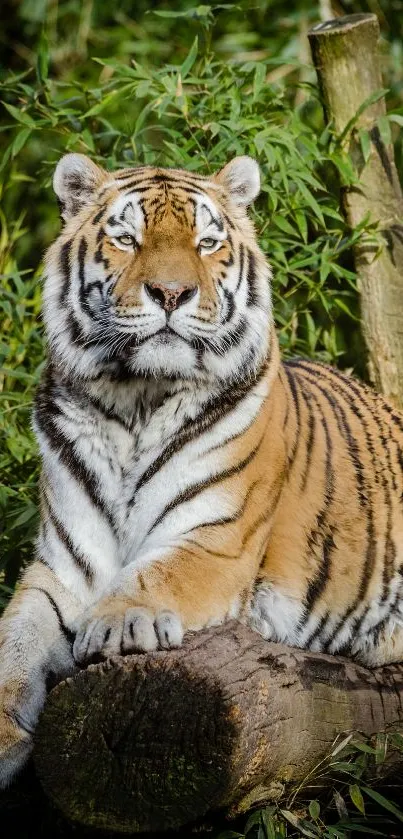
[
  {"xmin": 351, "ymin": 620, "xmax": 403, "ymax": 668},
  {"xmin": 0, "ymin": 561, "xmax": 82, "ymax": 788}
]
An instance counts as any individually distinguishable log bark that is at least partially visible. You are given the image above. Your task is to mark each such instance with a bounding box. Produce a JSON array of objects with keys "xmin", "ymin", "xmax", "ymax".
[
  {"xmin": 308, "ymin": 14, "xmax": 403, "ymax": 409},
  {"xmin": 34, "ymin": 622, "xmax": 403, "ymax": 834}
]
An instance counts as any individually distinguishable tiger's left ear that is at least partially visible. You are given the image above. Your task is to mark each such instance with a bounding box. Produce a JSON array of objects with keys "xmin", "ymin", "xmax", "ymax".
[
  {"xmin": 53, "ymin": 153, "xmax": 108, "ymax": 221},
  {"xmin": 215, "ymin": 156, "xmax": 260, "ymax": 207}
]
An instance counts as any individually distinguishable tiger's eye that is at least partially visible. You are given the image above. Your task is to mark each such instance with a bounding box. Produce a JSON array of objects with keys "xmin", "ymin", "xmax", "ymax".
[
  {"xmin": 116, "ymin": 234, "xmax": 135, "ymax": 247},
  {"xmin": 199, "ymin": 237, "xmax": 218, "ymax": 249}
]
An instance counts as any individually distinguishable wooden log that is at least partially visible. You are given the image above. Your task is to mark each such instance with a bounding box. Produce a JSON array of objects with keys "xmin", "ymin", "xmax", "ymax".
[
  {"xmin": 34, "ymin": 623, "xmax": 403, "ymax": 834},
  {"xmin": 308, "ymin": 14, "xmax": 403, "ymax": 410}
]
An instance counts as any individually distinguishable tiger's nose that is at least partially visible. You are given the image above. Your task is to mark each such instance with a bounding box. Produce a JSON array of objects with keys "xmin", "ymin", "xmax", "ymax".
[{"xmin": 144, "ymin": 282, "xmax": 197, "ymax": 313}]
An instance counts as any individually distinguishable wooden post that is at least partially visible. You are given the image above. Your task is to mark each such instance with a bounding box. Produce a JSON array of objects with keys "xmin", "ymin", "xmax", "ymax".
[
  {"xmin": 34, "ymin": 623, "xmax": 403, "ymax": 833},
  {"xmin": 309, "ymin": 14, "xmax": 403, "ymax": 409}
]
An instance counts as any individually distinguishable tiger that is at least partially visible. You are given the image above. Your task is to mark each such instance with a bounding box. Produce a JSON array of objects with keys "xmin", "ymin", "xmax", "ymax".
[{"xmin": 1, "ymin": 151, "xmax": 403, "ymax": 789}]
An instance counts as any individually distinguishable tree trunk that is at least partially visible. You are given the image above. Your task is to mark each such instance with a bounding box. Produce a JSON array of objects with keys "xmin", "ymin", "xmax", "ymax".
[
  {"xmin": 34, "ymin": 622, "xmax": 403, "ymax": 834},
  {"xmin": 308, "ymin": 14, "xmax": 403, "ymax": 409}
]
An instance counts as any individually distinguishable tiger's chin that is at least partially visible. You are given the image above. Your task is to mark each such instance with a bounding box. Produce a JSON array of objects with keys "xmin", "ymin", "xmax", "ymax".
[{"xmin": 119, "ymin": 330, "xmax": 201, "ymax": 381}]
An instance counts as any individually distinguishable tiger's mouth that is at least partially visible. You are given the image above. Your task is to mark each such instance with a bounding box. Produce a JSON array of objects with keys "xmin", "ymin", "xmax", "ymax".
[{"xmin": 112, "ymin": 324, "xmax": 188, "ymax": 360}]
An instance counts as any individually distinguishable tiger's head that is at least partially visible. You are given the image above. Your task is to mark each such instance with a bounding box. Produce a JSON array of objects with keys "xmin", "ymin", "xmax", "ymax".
[{"xmin": 44, "ymin": 153, "xmax": 272, "ymax": 385}]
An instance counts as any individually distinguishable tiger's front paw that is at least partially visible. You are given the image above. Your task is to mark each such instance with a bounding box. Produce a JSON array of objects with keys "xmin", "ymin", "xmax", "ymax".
[
  {"xmin": 73, "ymin": 606, "xmax": 183, "ymax": 665},
  {"xmin": 0, "ymin": 678, "xmax": 44, "ymax": 789}
]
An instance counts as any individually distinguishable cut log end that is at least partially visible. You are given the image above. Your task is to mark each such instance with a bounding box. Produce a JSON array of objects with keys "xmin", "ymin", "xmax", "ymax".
[
  {"xmin": 309, "ymin": 13, "xmax": 378, "ymax": 37},
  {"xmin": 35, "ymin": 656, "xmax": 235, "ymax": 833},
  {"xmin": 34, "ymin": 623, "xmax": 403, "ymax": 834}
]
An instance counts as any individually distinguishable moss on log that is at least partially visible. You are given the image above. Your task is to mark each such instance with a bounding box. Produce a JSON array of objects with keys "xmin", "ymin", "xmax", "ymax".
[
  {"xmin": 309, "ymin": 14, "xmax": 403, "ymax": 409},
  {"xmin": 34, "ymin": 623, "xmax": 403, "ymax": 833}
]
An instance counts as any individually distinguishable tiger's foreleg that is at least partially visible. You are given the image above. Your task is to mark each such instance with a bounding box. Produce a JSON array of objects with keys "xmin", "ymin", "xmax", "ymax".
[
  {"xmin": 0, "ymin": 561, "xmax": 82, "ymax": 788},
  {"xmin": 73, "ymin": 539, "xmax": 258, "ymax": 664}
]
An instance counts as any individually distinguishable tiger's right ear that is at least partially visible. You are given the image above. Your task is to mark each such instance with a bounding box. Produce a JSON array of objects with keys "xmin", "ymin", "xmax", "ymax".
[{"xmin": 53, "ymin": 153, "xmax": 108, "ymax": 221}]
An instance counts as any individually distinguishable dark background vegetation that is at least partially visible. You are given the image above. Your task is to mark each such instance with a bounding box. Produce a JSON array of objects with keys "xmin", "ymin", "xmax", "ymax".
[{"xmin": 2, "ymin": 1, "xmax": 403, "ymax": 836}]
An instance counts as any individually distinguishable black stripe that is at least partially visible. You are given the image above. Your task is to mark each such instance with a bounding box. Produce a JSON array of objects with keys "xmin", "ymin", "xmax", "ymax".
[
  {"xmin": 83, "ymin": 391, "xmax": 132, "ymax": 431},
  {"xmin": 295, "ymin": 378, "xmax": 335, "ymax": 623},
  {"xmin": 245, "ymin": 249, "xmax": 259, "ymax": 307},
  {"xmin": 135, "ymin": 171, "xmax": 209, "ymax": 187},
  {"xmin": 304, "ymin": 610, "xmax": 330, "ymax": 649},
  {"xmin": 92, "ymin": 205, "xmax": 107, "ymax": 225},
  {"xmin": 59, "ymin": 239, "xmax": 73, "ymax": 305},
  {"xmin": 114, "ymin": 166, "xmax": 149, "ymax": 180},
  {"xmin": 288, "ymin": 361, "xmax": 367, "ymax": 506},
  {"xmin": 299, "ymin": 387, "xmax": 316, "ymax": 492},
  {"xmin": 192, "ymin": 317, "xmax": 248, "ymax": 356},
  {"xmin": 221, "ymin": 211, "xmax": 236, "ymax": 231},
  {"xmin": 280, "ymin": 368, "xmax": 290, "ymax": 431},
  {"xmin": 35, "ymin": 374, "xmax": 119, "ymax": 536},
  {"xmin": 42, "ymin": 491, "xmax": 94, "ymax": 584},
  {"xmin": 304, "ymin": 530, "xmax": 336, "ymax": 615},
  {"xmin": 57, "ymin": 237, "xmax": 96, "ymax": 348},
  {"xmin": 30, "ymin": 587, "xmax": 75, "ymax": 645},
  {"xmin": 125, "ymin": 182, "xmax": 208, "ymax": 198},
  {"xmin": 182, "ymin": 477, "xmax": 262, "ymax": 560},
  {"xmin": 182, "ymin": 540, "xmax": 239, "ymax": 560},
  {"xmin": 147, "ymin": 436, "xmax": 264, "ymax": 537},
  {"xmin": 289, "ymin": 361, "xmax": 377, "ymax": 645},
  {"xmin": 289, "ymin": 359, "xmax": 397, "ymax": 604},
  {"xmin": 78, "ymin": 236, "xmax": 89, "ymax": 312},
  {"xmin": 221, "ymin": 288, "xmax": 235, "ymax": 325},
  {"xmin": 283, "ymin": 365, "xmax": 301, "ymax": 469},
  {"xmin": 129, "ymin": 359, "xmax": 268, "ymax": 504},
  {"xmin": 235, "ymin": 243, "xmax": 245, "ymax": 293}
]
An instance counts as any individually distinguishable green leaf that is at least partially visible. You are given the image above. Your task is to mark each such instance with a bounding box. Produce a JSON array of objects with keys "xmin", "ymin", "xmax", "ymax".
[
  {"xmin": 181, "ymin": 37, "xmax": 199, "ymax": 78},
  {"xmin": 280, "ymin": 810, "xmax": 320, "ymax": 838},
  {"xmin": 334, "ymin": 824, "xmax": 384, "ymax": 835},
  {"xmin": 2, "ymin": 102, "xmax": 35, "ymax": 127},
  {"xmin": 388, "ymin": 113, "xmax": 403, "ymax": 127},
  {"xmin": 151, "ymin": 5, "xmax": 215, "ymax": 21},
  {"xmin": 349, "ymin": 783, "xmax": 365, "ymax": 815},
  {"xmin": 36, "ymin": 29, "xmax": 49, "ymax": 83},
  {"xmin": 297, "ymin": 180, "xmax": 325, "ymax": 225},
  {"xmin": 253, "ymin": 64, "xmax": 266, "ymax": 102},
  {"xmin": 11, "ymin": 127, "xmax": 32, "ymax": 157},
  {"xmin": 244, "ymin": 810, "xmax": 262, "ymax": 833},
  {"xmin": 272, "ymin": 215, "xmax": 295, "ymax": 236},
  {"xmin": 8, "ymin": 505, "xmax": 38, "ymax": 531},
  {"xmin": 338, "ymin": 88, "xmax": 389, "ymax": 143},
  {"xmin": 377, "ymin": 114, "xmax": 392, "ymax": 147},
  {"xmin": 84, "ymin": 84, "xmax": 134, "ymax": 117},
  {"xmin": 309, "ymin": 800, "xmax": 320, "ymax": 820},
  {"xmin": 362, "ymin": 786, "xmax": 403, "ymax": 821},
  {"xmin": 359, "ymin": 129, "xmax": 371, "ymax": 164}
]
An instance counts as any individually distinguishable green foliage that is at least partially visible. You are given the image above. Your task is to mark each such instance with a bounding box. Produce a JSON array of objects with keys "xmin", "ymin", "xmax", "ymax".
[{"xmin": 213, "ymin": 733, "xmax": 403, "ymax": 838}]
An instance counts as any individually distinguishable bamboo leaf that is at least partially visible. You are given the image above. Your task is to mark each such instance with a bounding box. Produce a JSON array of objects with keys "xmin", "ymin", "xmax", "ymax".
[
  {"xmin": 362, "ymin": 786, "xmax": 403, "ymax": 822},
  {"xmin": 359, "ymin": 129, "xmax": 372, "ymax": 164},
  {"xmin": 2, "ymin": 102, "xmax": 35, "ymax": 127},
  {"xmin": 349, "ymin": 783, "xmax": 366, "ymax": 815},
  {"xmin": 181, "ymin": 37, "xmax": 199, "ymax": 78}
]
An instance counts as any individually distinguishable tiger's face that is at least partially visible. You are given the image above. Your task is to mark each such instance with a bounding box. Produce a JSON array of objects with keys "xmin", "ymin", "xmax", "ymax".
[{"xmin": 44, "ymin": 153, "xmax": 272, "ymax": 384}]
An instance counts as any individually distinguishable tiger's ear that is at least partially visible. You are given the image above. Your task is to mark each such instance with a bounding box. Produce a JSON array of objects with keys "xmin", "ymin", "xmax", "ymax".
[
  {"xmin": 53, "ymin": 153, "xmax": 108, "ymax": 221},
  {"xmin": 215, "ymin": 156, "xmax": 260, "ymax": 207}
]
